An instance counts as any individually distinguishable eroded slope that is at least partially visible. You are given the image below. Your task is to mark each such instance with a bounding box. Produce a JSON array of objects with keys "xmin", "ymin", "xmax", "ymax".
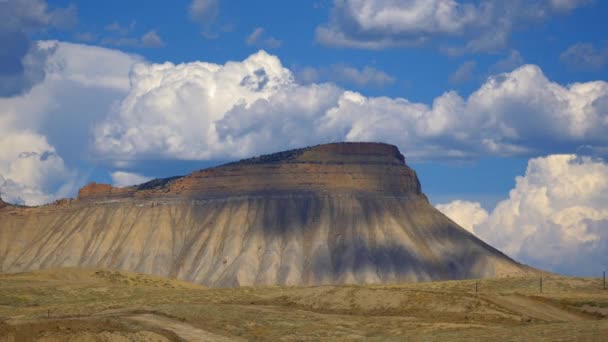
[{"xmin": 0, "ymin": 142, "xmax": 536, "ymax": 287}]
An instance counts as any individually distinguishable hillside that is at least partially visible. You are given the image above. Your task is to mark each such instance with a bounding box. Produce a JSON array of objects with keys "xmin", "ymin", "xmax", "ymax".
[{"xmin": 0, "ymin": 142, "xmax": 536, "ymax": 287}]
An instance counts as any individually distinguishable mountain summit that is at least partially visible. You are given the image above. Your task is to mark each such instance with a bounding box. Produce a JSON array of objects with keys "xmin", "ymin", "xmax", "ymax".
[{"xmin": 0, "ymin": 143, "xmax": 536, "ymax": 287}]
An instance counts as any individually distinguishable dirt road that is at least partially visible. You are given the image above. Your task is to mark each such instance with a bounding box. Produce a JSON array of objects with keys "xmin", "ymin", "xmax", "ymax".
[
  {"xmin": 484, "ymin": 294, "xmax": 587, "ymax": 322},
  {"xmin": 129, "ymin": 314, "xmax": 243, "ymax": 342}
]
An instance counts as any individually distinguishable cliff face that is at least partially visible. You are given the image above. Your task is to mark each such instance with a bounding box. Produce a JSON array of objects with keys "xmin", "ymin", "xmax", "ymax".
[
  {"xmin": 165, "ymin": 142, "xmax": 420, "ymax": 198},
  {"xmin": 0, "ymin": 143, "xmax": 536, "ymax": 287},
  {"xmin": 76, "ymin": 142, "xmax": 420, "ymax": 201}
]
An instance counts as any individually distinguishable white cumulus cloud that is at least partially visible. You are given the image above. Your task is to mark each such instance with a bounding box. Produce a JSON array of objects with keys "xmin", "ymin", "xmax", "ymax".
[
  {"xmin": 95, "ymin": 50, "xmax": 295, "ymax": 161},
  {"xmin": 5, "ymin": 44, "xmax": 607, "ymax": 207},
  {"xmin": 316, "ymin": 0, "xmax": 592, "ymax": 52},
  {"xmin": 436, "ymin": 200, "xmax": 488, "ymax": 233},
  {"xmin": 0, "ymin": 131, "xmax": 71, "ymax": 205},
  {"xmin": 437, "ymin": 154, "xmax": 608, "ymax": 276},
  {"xmin": 0, "ymin": 40, "xmax": 143, "ymax": 205},
  {"xmin": 94, "ymin": 50, "xmax": 608, "ymax": 162}
]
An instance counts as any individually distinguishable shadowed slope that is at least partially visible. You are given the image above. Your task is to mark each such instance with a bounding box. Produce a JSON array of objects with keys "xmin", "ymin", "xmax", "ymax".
[{"xmin": 0, "ymin": 142, "xmax": 537, "ymax": 287}]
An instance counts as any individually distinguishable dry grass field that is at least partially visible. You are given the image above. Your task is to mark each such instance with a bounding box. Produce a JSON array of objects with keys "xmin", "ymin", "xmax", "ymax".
[{"xmin": 1, "ymin": 268, "xmax": 607, "ymax": 341}]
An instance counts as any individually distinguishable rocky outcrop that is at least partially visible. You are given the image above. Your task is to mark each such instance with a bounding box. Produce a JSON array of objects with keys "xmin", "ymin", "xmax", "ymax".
[
  {"xmin": 0, "ymin": 142, "xmax": 538, "ymax": 287},
  {"xmin": 75, "ymin": 142, "xmax": 420, "ymax": 200},
  {"xmin": 78, "ymin": 182, "xmax": 134, "ymax": 200},
  {"xmin": 162, "ymin": 142, "xmax": 421, "ymax": 198}
]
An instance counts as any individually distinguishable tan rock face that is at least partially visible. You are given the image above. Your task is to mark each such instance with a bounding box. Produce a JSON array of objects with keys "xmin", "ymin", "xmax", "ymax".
[{"xmin": 0, "ymin": 142, "xmax": 538, "ymax": 287}]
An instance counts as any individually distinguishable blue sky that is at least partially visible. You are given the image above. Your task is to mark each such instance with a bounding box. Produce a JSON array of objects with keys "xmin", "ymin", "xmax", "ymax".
[
  {"xmin": 1, "ymin": 0, "xmax": 608, "ymax": 275},
  {"xmin": 47, "ymin": 1, "xmax": 608, "ymax": 99},
  {"xmin": 34, "ymin": 0, "xmax": 606, "ymax": 207}
]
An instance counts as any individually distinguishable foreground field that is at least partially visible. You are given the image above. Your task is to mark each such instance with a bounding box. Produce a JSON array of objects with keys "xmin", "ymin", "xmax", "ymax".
[{"xmin": 0, "ymin": 268, "xmax": 607, "ymax": 341}]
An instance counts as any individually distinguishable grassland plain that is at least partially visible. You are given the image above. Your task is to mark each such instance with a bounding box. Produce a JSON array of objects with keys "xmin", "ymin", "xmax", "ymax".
[{"xmin": 0, "ymin": 268, "xmax": 607, "ymax": 341}]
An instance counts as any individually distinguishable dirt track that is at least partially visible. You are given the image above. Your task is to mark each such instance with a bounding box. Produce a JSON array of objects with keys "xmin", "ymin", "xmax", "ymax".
[
  {"xmin": 483, "ymin": 294, "xmax": 588, "ymax": 322},
  {"xmin": 129, "ymin": 314, "xmax": 243, "ymax": 342}
]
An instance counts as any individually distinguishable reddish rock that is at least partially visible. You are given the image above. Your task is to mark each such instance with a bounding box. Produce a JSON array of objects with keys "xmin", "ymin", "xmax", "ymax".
[
  {"xmin": 164, "ymin": 142, "xmax": 419, "ymax": 198},
  {"xmin": 77, "ymin": 182, "xmax": 133, "ymax": 200},
  {"xmin": 78, "ymin": 183, "xmax": 114, "ymax": 198}
]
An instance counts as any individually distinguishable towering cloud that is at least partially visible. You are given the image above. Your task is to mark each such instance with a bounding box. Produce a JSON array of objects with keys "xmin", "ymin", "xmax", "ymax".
[
  {"xmin": 437, "ymin": 155, "xmax": 608, "ymax": 276},
  {"xmin": 0, "ymin": 131, "xmax": 70, "ymax": 205},
  {"xmin": 2, "ymin": 45, "xmax": 608, "ymax": 207},
  {"xmin": 94, "ymin": 50, "xmax": 295, "ymax": 161},
  {"xmin": 94, "ymin": 51, "xmax": 608, "ymax": 162},
  {"xmin": 0, "ymin": 41, "xmax": 142, "ymax": 205},
  {"xmin": 436, "ymin": 200, "xmax": 488, "ymax": 233}
]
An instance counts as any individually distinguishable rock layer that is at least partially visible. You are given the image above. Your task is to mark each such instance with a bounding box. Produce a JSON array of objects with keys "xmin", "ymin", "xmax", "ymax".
[
  {"xmin": 76, "ymin": 142, "xmax": 421, "ymax": 201},
  {"xmin": 0, "ymin": 143, "xmax": 536, "ymax": 287}
]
